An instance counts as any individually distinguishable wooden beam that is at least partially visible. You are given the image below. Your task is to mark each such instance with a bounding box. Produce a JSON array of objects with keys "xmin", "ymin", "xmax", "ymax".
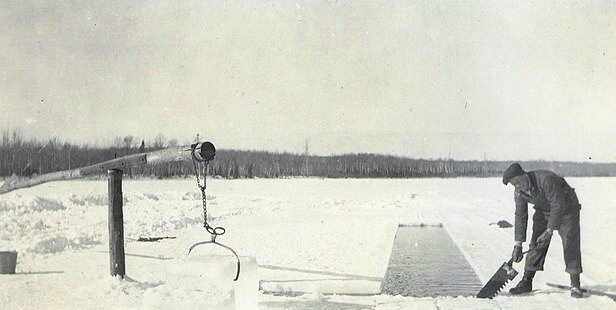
[
  {"xmin": 0, "ymin": 142, "xmax": 216, "ymax": 195},
  {"xmin": 80, "ymin": 154, "xmax": 147, "ymax": 175}
]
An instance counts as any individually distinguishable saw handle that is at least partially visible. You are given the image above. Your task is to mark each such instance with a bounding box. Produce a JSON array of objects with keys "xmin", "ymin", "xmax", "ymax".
[{"xmin": 507, "ymin": 249, "xmax": 532, "ymax": 266}]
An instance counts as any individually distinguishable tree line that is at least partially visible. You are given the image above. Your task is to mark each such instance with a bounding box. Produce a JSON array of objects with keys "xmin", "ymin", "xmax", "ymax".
[{"xmin": 2, "ymin": 129, "xmax": 616, "ymax": 179}]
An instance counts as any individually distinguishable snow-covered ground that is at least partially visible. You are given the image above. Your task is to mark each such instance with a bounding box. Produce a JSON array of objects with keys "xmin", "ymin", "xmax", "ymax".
[{"xmin": 0, "ymin": 177, "xmax": 615, "ymax": 309}]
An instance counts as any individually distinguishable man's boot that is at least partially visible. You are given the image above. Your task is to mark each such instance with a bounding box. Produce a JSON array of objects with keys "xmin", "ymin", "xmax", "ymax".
[
  {"xmin": 509, "ymin": 271, "xmax": 534, "ymax": 295},
  {"xmin": 570, "ymin": 274, "xmax": 583, "ymax": 298}
]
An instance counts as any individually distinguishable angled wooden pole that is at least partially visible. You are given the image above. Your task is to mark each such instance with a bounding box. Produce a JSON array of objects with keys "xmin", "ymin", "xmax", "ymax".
[
  {"xmin": 0, "ymin": 142, "xmax": 216, "ymax": 195},
  {"xmin": 108, "ymin": 169, "xmax": 125, "ymax": 278}
]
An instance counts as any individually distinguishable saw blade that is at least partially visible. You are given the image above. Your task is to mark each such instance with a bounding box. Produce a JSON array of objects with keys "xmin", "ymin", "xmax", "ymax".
[{"xmin": 476, "ymin": 262, "xmax": 518, "ymax": 298}]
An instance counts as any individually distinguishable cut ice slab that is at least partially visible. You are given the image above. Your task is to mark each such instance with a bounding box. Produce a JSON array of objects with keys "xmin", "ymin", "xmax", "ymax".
[
  {"xmin": 260, "ymin": 279, "xmax": 382, "ymax": 296},
  {"xmin": 142, "ymin": 255, "xmax": 258, "ymax": 310}
]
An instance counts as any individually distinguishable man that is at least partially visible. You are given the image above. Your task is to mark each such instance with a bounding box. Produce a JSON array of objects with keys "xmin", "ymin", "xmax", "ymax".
[{"xmin": 502, "ymin": 163, "xmax": 583, "ymax": 298}]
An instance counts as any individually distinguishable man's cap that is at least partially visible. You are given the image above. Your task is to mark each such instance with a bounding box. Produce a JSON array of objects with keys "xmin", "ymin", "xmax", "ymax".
[{"xmin": 502, "ymin": 163, "xmax": 526, "ymax": 185}]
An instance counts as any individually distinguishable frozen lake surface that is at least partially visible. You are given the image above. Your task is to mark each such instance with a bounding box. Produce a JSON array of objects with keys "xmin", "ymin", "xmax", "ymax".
[{"xmin": 0, "ymin": 177, "xmax": 615, "ymax": 309}]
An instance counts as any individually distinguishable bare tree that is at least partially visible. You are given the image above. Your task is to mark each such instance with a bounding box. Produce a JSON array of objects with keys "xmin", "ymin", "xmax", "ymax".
[
  {"xmin": 112, "ymin": 137, "xmax": 123, "ymax": 148},
  {"xmin": 153, "ymin": 133, "xmax": 166, "ymax": 149},
  {"xmin": 122, "ymin": 135, "xmax": 134, "ymax": 149}
]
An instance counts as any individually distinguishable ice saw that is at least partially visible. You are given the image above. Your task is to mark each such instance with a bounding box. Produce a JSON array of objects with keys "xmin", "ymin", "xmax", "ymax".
[
  {"xmin": 546, "ymin": 283, "xmax": 616, "ymax": 301},
  {"xmin": 476, "ymin": 249, "xmax": 532, "ymax": 298}
]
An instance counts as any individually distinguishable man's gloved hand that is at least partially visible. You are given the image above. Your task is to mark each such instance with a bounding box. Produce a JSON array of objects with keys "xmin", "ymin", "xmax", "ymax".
[
  {"xmin": 512, "ymin": 245, "xmax": 523, "ymax": 263},
  {"xmin": 536, "ymin": 230, "xmax": 553, "ymax": 249}
]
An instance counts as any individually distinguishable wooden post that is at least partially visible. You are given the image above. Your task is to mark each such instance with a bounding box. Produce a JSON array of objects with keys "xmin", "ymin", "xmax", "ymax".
[{"xmin": 108, "ymin": 169, "xmax": 125, "ymax": 278}]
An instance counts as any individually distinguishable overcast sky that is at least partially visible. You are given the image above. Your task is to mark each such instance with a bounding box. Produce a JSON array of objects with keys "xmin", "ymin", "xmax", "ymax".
[{"xmin": 1, "ymin": 1, "xmax": 615, "ymax": 162}]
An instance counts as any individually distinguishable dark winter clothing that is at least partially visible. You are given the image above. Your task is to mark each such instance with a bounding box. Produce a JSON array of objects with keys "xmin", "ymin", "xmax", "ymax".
[{"xmin": 513, "ymin": 169, "xmax": 583, "ymax": 275}]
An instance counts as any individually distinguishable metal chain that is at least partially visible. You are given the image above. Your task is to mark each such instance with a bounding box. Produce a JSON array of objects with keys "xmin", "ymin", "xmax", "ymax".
[
  {"xmin": 187, "ymin": 143, "xmax": 240, "ymax": 282},
  {"xmin": 191, "ymin": 147, "xmax": 225, "ymax": 237}
]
